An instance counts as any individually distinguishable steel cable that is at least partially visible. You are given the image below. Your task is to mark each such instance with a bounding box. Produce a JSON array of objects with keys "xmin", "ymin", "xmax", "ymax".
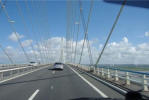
[
  {"xmin": 78, "ymin": 0, "xmax": 94, "ymax": 64},
  {"xmin": 95, "ymin": 0, "xmax": 127, "ymax": 67},
  {"xmin": 0, "ymin": 1, "xmax": 31, "ymax": 63}
]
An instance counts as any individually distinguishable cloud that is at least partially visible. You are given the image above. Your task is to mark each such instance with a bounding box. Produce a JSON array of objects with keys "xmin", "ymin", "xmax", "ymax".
[
  {"xmin": 99, "ymin": 37, "xmax": 149, "ymax": 64},
  {"xmin": 122, "ymin": 37, "xmax": 128, "ymax": 43},
  {"xmin": 5, "ymin": 46, "xmax": 16, "ymax": 56},
  {"xmin": 1, "ymin": 36, "xmax": 149, "ymax": 64},
  {"xmin": 29, "ymin": 37, "xmax": 149, "ymax": 64},
  {"xmin": 9, "ymin": 32, "xmax": 24, "ymax": 42},
  {"xmin": 6, "ymin": 46, "xmax": 13, "ymax": 50},
  {"xmin": 22, "ymin": 40, "xmax": 33, "ymax": 47},
  {"xmin": 145, "ymin": 32, "xmax": 149, "ymax": 37}
]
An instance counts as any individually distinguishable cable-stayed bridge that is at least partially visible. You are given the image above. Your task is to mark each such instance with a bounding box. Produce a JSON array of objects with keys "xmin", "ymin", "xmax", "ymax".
[{"xmin": 0, "ymin": 0, "xmax": 149, "ymax": 100}]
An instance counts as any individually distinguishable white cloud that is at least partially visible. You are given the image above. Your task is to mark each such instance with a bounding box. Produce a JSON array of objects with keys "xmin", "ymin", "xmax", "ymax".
[
  {"xmin": 5, "ymin": 46, "xmax": 16, "ymax": 56},
  {"xmin": 22, "ymin": 40, "xmax": 33, "ymax": 47},
  {"xmin": 145, "ymin": 32, "xmax": 149, "ymax": 37},
  {"xmin": 28, "ymin": 37, "xmax": 149, "ymax": 64},
  {"xmin": 122, "ymin": 37, "xmax": 128, "ymax": 43},
  {"xmin": 1, "ymin": 36, "xmax": 149, "ymax": 64},
  {"xmin": 99, "ymin": 37, "xmax": 149, "ymax": 64},
  {"xmin": 6, "ymin": 46, "xmax": 13, "ymax": 50},
  {"xmin": 28, "ymin": 50, "xmax": 39, "ymax": 55},
  {"xmin": 9, "ymin": 32, "xmax": 24, "ymax": 42}
]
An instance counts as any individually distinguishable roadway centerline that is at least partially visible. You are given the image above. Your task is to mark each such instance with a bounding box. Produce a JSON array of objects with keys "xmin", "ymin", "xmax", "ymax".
[
  {"xmin": 28, "ymin": 89, "xmax": 40, "ymax": 100},
  {"xmin": 69, "ymin": 66, "xmax": 108, "ymax": 98}
]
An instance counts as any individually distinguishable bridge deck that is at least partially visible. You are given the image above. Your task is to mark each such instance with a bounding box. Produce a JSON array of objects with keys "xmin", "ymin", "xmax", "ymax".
[{"xmin": 0, "ymin": 65, "xmax": 124, "ymax": 100}]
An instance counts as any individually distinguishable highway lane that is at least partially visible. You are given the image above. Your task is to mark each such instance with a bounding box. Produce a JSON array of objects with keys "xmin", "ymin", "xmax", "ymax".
[{"xmin": 0, "ymin": 65, "xmax": 124, "ymax": 100}]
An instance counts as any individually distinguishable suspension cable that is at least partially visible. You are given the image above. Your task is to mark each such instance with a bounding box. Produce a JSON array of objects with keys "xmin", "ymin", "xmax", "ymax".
[
  {"xmin": 34, "ymin": 1, "xmax": 50, "ymax": 64},
  {"xmin": 66, "ymin": 0, "xmax": 72, "ymax": 63},
  {"xmin": 71, "ymin": 1, "xmax": 77, "ymax": 63},
  {"xmin": 74, "ymin": 14, "xmax": 80, "ymax": 64},
  {"xmin": 0, "ymin": 0, "xmax": 6, "ymax": 15},
  {"xmin": 70, "ymin": 1, "xmax": 74, "ymax": 63},
  {"xmin": 40, "ymin": 1, "xmax": 52, "ymax": 63},
  {"xmin": 24, "ymin": 0, "xmax": 45, "ymax": 64},
  {"xmin": 66, "ymin": 0, "xmax": 69, "ymax": 63},
  {"xmin": 15, "ymin": 0, "xmax": 38, "ymax": 62},
  {"xmin": 59, "ymin": 38, "xmax": 64, "ymax": 62},
  {"xmin": 40, "ymin": 38, "xmax": 48, "ymax": 64},
  {"xmin": 0, "ymin": 44, "xmax": 14, "ymax": 64},
  {"xmin": 86, "ymin": 36, "xmax": 93, "ymax": 65},
  {"xmin": 0, "ymin": 1, "xmax": 30, "ymax": 63},
  {"xmin": 44, "ymin": 39, "xmax": 51, "ymax": 63},
  {"xmin": 95, "ymin": 0, "xmax": 127, "ymax": 67},
  {"xmin": 78, "ymin": 0, "xmax": 94, "ymax": 64},
  {"xmin": 79, "ymin": 4, "xmax": 93, "ymax": 65}
]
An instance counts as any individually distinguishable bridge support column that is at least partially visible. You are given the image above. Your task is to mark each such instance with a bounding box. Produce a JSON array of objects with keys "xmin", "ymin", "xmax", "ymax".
[
  {"xmin": 78, "ymin": 64, "xmax": 80, "ymax": 68},
  {"xmin": 97, "ymin": 68, "xmax": 100, "ymax": 75},
  {"xmin": 87, "ymin": 66, "xmax": 90, "ymax": 71},
  {"xmin": 126, "ymin": 72, "xmax": 130, "ymax": 85},
  {"xmin": 0, "ymin": 72, "xmax": 3, "ymax": 80},
  {"xmin": 16, "ymin": 69, "xmax": 19, "ymax": 75},
  {"xmin": 107, "ymin": 69, "xmax": 111, "ymax": 79},
  {"xmin": 10, "ymin": 70, "xmax": 13, "ymax": 76},
  {"xmin": 115, "ymin": 70, "xmax": 119, "ymax": 81},
  {"xmin": 143, "ymin": 75, "xmax": 149, "ymax": 91},
  {"xmin": 101, "ymin": 68, "xmax": 104, "ymax": 76},
  {"xmin": 93, "ymin": 67, "xmax": 96, "ymax": 74}
]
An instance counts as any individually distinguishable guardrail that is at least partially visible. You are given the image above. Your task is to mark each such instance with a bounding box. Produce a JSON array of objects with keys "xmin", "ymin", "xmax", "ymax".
[
  {"xmin": 0, "ymin": 64, "xmax": 27, "ymax": 67},
  {"xmin": 0, "ymin": 64, "xmax": 46, "ymax": 81},
  {"xmin": 0, "ymin": 64, "xmax": 28, "ymax": 70},
  {"xmin": 71, "ymin": 64, "xmax": 149, "ymax": 91}
]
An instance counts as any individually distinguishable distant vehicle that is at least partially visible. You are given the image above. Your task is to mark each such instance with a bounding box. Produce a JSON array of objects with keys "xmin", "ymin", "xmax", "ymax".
[
  {"xmin": 53, "ymin": 62, "xmax": 64, "ymax": 70},
  {"xmin": 28, "ymin": 62, "xmax": 38, "ymax": 66}
]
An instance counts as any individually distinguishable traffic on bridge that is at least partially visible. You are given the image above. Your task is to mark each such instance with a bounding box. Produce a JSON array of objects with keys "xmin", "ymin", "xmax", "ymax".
[{"xmin": 0, "ymin": 0, "xmax": 149, "ymax": 100}]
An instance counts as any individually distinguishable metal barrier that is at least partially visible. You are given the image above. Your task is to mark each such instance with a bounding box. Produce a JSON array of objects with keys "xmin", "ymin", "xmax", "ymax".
[
  {"xmin": 0, "ymin": 64, "xmax": 28, "ymax": 70},
  {"xmin": 72, "ymin": 64, "xmax": 149, "ymax": 91},
  {"xmin": 0, "ymin": 65, "xmax": 44, "ymax": 81}
]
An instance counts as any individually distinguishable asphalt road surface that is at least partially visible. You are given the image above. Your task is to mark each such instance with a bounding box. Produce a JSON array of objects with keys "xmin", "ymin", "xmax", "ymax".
[{"xmin": 0, "ymin": 65, "xmax": 124, "ymax": 100}]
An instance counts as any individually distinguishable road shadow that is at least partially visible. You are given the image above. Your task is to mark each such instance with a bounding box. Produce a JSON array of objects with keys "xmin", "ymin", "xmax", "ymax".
[
  {"xmin": 48, "ymin": 68, "xmax": 63, "ymax": 71},
  {"xmin": 0, "ymin": 71, "xmax": 85, "ymax": 87},
  {"xmin": 70, "ymin": 97, "xmax": 123, "ymax": 100}
]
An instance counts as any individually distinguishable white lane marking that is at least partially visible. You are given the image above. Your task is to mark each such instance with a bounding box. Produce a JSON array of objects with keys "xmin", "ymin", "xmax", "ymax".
[
  {"xmin": 0, "ymin": 66, "xmax": 48, "ymax": 84},
  {"xmin": 28, "ymin": 89, "xmax": 40, "ymax": 100},
  {"xmin": 69, "ymin": 67, "xmax": 108, "ymax": 98}
]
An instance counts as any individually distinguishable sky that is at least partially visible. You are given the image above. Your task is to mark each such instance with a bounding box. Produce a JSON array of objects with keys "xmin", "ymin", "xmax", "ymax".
[{"xmin": 0, "ymin": 0, "xmax": 149, "ymax": 64}]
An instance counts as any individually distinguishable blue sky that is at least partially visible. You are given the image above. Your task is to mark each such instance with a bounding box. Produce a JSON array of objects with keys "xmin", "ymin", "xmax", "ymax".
[
  {"xmin": 0, "ymin": 0, "xmax": 149, "ymax": 64},
  {"xmin": 0, "ymin": 1, "xmax": 149, "ymax": 46}
]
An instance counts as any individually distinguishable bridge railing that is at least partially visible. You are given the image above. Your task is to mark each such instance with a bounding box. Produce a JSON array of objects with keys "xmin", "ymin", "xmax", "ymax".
[
  {"xmin": 72, "ymin": 64, "xmax": 149, "ymax": 91},
  {"xmin": 0, "ymin": 64, "xmax": 47, "ymax": 81},
  {"xmin": 0, "ymin": 64, "xmax": 28, "ymax": 70}
]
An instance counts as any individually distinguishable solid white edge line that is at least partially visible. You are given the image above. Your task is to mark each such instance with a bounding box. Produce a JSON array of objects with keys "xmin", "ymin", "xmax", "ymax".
[
  {"xmin": 0, "ymin": 66, "xmax": 48, "ymax": 84},
  {"xmin": 28, "ymin": 89, "xmax": 40, "ymax": 100},
  {"xmin": 69, "ymin": 66, "xmax": 108, "ymax": 98}
]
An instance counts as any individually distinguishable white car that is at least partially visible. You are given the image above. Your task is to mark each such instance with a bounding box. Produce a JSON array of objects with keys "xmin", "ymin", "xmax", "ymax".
[
  {"xmin": 29, "ymin": 62, "xmax": 38, "ymax": 66},
  {"xmin": 53, "ymin": 62, "xmax": 64, "ymax": 70}
]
